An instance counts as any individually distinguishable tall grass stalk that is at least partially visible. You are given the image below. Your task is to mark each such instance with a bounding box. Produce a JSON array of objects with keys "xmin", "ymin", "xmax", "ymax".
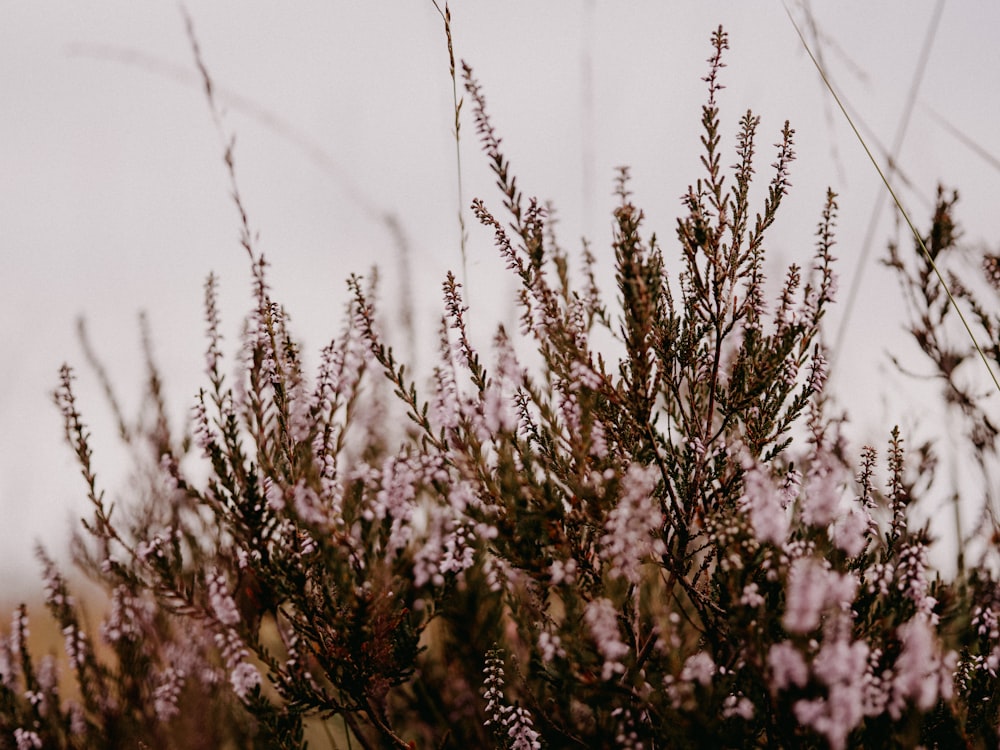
[
  {"xmin": 432, "ymin": 0, "xmax": 469, "ymax": 289},
  {"xmin": 828, "ymin": 0, "xmax": 944, "ymax": 361},
  {"xmin": 784, "ymin": 2, "xmax": 1000, "ymax": 396}
]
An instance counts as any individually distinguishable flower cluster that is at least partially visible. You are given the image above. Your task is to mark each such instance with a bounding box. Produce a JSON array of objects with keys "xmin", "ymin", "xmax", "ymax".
[{"xmin": 1, "ymin": 20, "xmax": 998, "ymax": 750}]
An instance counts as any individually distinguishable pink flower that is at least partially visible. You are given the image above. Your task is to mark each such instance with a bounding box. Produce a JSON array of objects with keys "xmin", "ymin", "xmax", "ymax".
[
  {"xmin": 601, "ymin": 464, "xmax": 666, "ymax": 585},
  {"xmin": 813, "ymin": 636, "xmax": 869, "ymax": 691},
  {"xmin": 833, "ymin": 504, "xmax": 870, "ymax": 557},
  {"xmin": 740, "ymin": 582, "xmax": 765, "ymax": 608},
  {"xmin": 153, "ymin": 667, "xmax": 184, "ymax": 721},
  {"xmin": 723, "ymin": 693, "xmax": 755, "ymax": 720},
  {"xmin": 584, "ymin": 597, "xmax": 629, "ymax": 680},
  {"xmin": 794, "ymin": 687, "xmax": 859, "ymax": 750},
  {"xmin": 681, "ymin": 651, "xmax": 716, "ymax": 687},
  {"xmin": 538, "ymin": 630, "xmax": 565, "ymax": 663},
  {"xmin": 13, "ymin": 729, "xmax": 41, "ymax": 750},
  {"xmin": 230, "ymin": 661, "xmax": 261, "ymax": 700},
  {"xmin": 768, "ymin": 641, "xmax": 808, "ymax": 691},
  {"xmin": 62, "ymin": 624, "xmax": 87, "ymax": 671},
  {"xmin": 782, "ymin": 557, "xmax": 856, "ymax": 634},
  {"xmin": 504, "ymin": 705, "xmax": 542, "ymax": 750},
  {"xmin": 740, "ymin": 461, "xmax": 789, "ymax": 545},
  {"xmin": 207, "ymin": 569, "xmax": 241, "ymax": 627},
  {"xmin": 800, "ymin": 454, "xmax": 843, "ymax": 528},
  {"xmin": 888, "ymin": 615, "xmax": 956, "ymax": 719},
  {"xmin": 807, "ymin": 349, "xmax": 829, "ymax": 393}
]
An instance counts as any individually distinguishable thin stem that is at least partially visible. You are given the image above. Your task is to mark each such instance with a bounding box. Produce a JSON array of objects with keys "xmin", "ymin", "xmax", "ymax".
[
  {"xmin": 832, "ymin": 0, "xmax": 944, "ymax": 363},
  {"xmin": 784, "ymin": 2, "xmax": 1000, "ymax": 396},
  {"xmin": 432, "ymin": 1, "xmax": 469, "ymax": 288}
]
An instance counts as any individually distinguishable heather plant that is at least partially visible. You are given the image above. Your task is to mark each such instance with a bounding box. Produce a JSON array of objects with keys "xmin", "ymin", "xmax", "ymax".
[
  {"xmin": 2, "ymin": 19, "xmax": 1000, "ymax": 750},
  {"xmin": 886, "ymin": 188, "xmax": 1000, "ymax": 559}
]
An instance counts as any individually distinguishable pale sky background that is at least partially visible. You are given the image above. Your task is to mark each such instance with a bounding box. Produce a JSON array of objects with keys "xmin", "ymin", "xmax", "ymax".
[{"xmin": 2, "ymin": 2, "xmax": 999, "ymax": 596}]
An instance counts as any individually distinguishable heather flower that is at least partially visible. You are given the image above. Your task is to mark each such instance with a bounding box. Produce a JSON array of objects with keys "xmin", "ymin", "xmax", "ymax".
[
  {"xmin": 67, "ymin": 702, "xmax": 86, "ymax": 736},
  {"xmin": 537, "ymin": 630, "xmax": 565, "ymax": 663},
  {"xmin": 601, "ymin": 464, "xmax": 666, "ymax": 585},
  {"xmin": 555, "ymin": 382, "xmax": 583, "ymax": 442},
  {"xmin": 0, "ymin": 638, "xmax": 16, "ymax": 690},
  {"xmin": 203, "ymin": 272, "xmax": 223, "ymax": 375},
  {"xmin": 740, "ymin": 460, "xmax": 789, "ymax": 545},
  {"xmin": 568, "ymin": 359, "xmax": 603, "ymax": 391},
  {"xmin": 484, "ymin": 551, "xmax": 516, "ymax": 593},
  {"xmin": 780, "ymin": 466, "xmax": 803, "ymax": 506},
  {"xmin": 793, "ymin": 690, "xmax": 857, "ymax": 750},
  {"xmin": 230, "ymin": 661, "xmax": 261, "ymax": 700},
  {"xmin": 807, "ymin": 348, "xmax": 829, "ymax": 393},
  {"xmin": 813, "ymin": 633, "xmax": 869, "ymax": 691},
  {"xmin": 589, "ymin": 417, "xmax": 609, "ymax": 459},
  {"xmin": 153, "ymin": 667, "xmax": 185, "ymax": 722},
  {"xmin": 264, "ymin": 476, "xmax": 285, "ymax": 511},
  {"xmin": 207, "ymin": 568, "xmax": 241, "ymax": 627},
  {"xmin": 584, "ymin": 597, "xmax": 629, "ymax": 680},
  {"xmin": 291, "ymin": 480, "xmax": 327, "ymax": 526},
  {"xmin": 482, "ymin": 387, "xmax": 512, "ymax": 438},
  {"xmin": 192, "ymin": 396, "xmax": 215, "ymax": 457},
  {"xmin": 503, "ymin": 706, "xmax": 543, "ymax": 750},
  {"xmin": 214, "ymin": 627, "xmax": 260, "ymax": 699},
  {"xmin": 369, "ymin": 454, "xmax": 419, "ymax": 549},
  {"xmin": 680, "ymin": 651, "xmax": 716, "ymax": 687},
  {"xmin": 36, "ymin": 654, "xmax": 57, "ymax": 697},
  {"xmin": 781, "ymin": 352, "xmax": 801, "ymax": 386},
  {"xmin": 10, "ymin": 607, "xmax": 27, "ymax": 655},
  {"xmin": 101, "ymin": 586, "xmax": 154, "ymax": 645},
  {"xmin": 723, "ymin": 693, "xmax": 755, "ymax": 720},
  {"xmin": 833, "ymin": 503, "xmax": 870, "ymax": 557},
  {"xmin": 782, "ymin": 557, "xmax": 857, "ymax": 634},
  {"xmin": 800, "ymin": 452, "xmax": 844, "ymax": 528},
  {"xmin": 13, "ymin": 729, "xmax": 42, "ymax": 750},
  {"xmin": 548, "ymin": 557, "xmax": 577, "ymax": 585},
  {"xmin": 482, "ymin": 650, "xmax": 506, "ymax": 728},
  {"xmin": 740, "ymin": 582, "xmax": 765, "ymax": 608},
  {"xmin": 888, "ymin": 615, "xmax": 956, "ymax": 719},
  {"xmin": 40, "ymin": 556, "xmax": 74, "ymax": 610},
  {"xmin": 482, "ymin": 649, "xmax": 542, "ymax": 749},
  {"xmin": 973, "ymin": 605, "xmax": 999, "ymax": 640},
  {"xmin": 982, "ymin": 253, "xmax": 1000, "ymax": 290},
  {"xmin": 864, "ymin": 561, "xmax": 894, "ymax": 597},
  {"xmin": 411, "ymin": 477, "xmax": 492, "ymax": 588},
  {"xmin": 790, "ymin": 630, "xmax": 869, "ymax": 750},
  {"xmin": 135, "ymin": 532, "xmax": 170, "ymax": 564},
  {"xmin": 432, "ymin": 328, "xmax": 462, "ymax": 433},
  {"xmin": 613, "ymin": 707, "xmax": 647, "ymax": 750},
  {"xmin": 62, "ymin": 624, "xmax": 87, "ymax": 671},
  {"xmin": 768, "ymin": 641, "xmax": 809, "ymax": 691},
  {"xmin": 896, "ymin": 541, "xmax": 937, "ymax": 618}
]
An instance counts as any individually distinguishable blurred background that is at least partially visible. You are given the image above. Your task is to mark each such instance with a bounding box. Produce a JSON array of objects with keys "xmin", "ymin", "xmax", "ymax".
[{"xmin": 2, "ymin": 1, "xmax": 998, "ymax": 596}]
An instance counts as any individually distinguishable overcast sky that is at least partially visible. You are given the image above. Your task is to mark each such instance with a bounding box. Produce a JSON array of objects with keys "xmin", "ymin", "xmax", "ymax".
[{"xmin": 2, "ymin": 2, "xmax": 998, "ymax": 595}]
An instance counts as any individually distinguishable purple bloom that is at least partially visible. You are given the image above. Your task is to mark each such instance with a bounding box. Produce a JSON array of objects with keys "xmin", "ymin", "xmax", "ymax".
[
  {"xmin": 681, "ymin": 651, "xmax": 716, "ymax": 687},
  {"xmin": 230, "ymin": 661, "xmax": 261, "ymax": 700},
  {"xmin": 584, "ymin": 598, "xmax": 629, "ymax": 680},
  {"xmin": 782, "ymin": 557, "xmax": 856, "ymax": 634},
  {"xmin": 601, "ymin": 464, "xmax": 666, "ymax": 585},
  {"xmin": 207, "ymin": 569, "xmax": 241, "ymax": 627},
  {"xmin": 740, "ymin": 460, "xmax": 789, "ymax": 545},
  {"xmin": 768, "ymin": 641, "xmax": 808, "ymax": 691},
  {"xmin": 888, "ymin": 615, "xmax": 956, "ymax": 719}
]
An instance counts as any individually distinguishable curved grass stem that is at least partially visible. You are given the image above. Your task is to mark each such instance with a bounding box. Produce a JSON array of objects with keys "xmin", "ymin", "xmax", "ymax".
[{"xmin": 784, "ymin": 1, "xmax": 1000, "ymax": 397}]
